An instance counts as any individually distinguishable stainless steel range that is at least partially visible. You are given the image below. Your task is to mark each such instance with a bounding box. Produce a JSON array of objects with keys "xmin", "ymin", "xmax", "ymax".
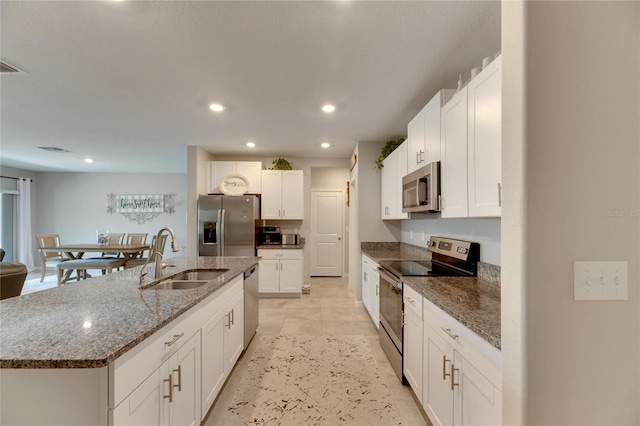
[{"xmin": 377, "ymin": 236, "xmax": 480, "ymax": 383}]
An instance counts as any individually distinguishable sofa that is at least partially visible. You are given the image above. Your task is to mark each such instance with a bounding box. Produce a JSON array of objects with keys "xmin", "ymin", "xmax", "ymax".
[{"xmin": 0, "ymin": 262, "xmax": 27, "ymax": 300}]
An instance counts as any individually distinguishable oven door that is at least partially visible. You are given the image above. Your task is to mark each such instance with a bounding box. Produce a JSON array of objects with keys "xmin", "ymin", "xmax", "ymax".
[{"xmin": 378, "ymin": 267, "xmax": 403, "ymax": 351}]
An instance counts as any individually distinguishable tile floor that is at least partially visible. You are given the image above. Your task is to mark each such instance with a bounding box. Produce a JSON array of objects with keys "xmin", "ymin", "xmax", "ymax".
[{"xmin": 205, "ymin": 276, "xmax": 431, "ymax": 426}]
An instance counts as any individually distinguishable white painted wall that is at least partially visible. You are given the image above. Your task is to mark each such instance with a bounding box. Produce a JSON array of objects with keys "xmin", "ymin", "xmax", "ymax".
[
  {"xmin": 34, "ymin": 172, "xmax": 188, "ymax": 263},
  {"xmin": 401, "ymin": 217, "xmax": 500, "ymax": 265},
  {"xmin": 504, "ymin": 2, "xmax": 640, "ymax": 424}
]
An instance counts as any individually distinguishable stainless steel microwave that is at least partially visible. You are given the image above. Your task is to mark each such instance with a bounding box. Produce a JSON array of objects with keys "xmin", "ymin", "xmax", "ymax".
[{"xmin": 402, "ymin": 162, "xmax": 441, "ymax": 213}]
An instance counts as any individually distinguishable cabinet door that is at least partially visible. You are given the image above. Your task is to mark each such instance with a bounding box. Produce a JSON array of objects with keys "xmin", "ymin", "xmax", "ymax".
[
  {"xmin": 261, "ymin": 170, "xmax": 283, "ymax": 219},
  {"xmin": 208, "ymin": 162, "xmax": 236, "ymax": 194},
  {"xmin": 361, "ymin": 260, "xmax": 371, "ymax": 313},
  {"xmin": 224, "ymin": 290, "xmax": 244, "ymax": 373},
  {"xmin": 395, "ymin": 142, "xmax": 409, "ymax": 219},
  {"xmin": 453, "ymin": 353, "xmax": 502, "ymax": 426},
  {"xmin": 258, "ymin": 259, "xmax": 280, "ymax": 293},
  {"xmin": 404, "ymin": 306, "xmax": 423, "ymax": 404},
  {"xmin": 424, "ymin": 91, "xmax": 451, "ymax": 165},
  {"xmin": 113, "ymin": 364, "xmax": 168, "ymax": 426},
  {"xmin": 237, "ymin": 162, "xmax": 262, "ymax": 194},
  {"xmin": 467, "ymin": 56, "xmax": 502, "ymax": 218},
  {"xmin": 424, "ymin": 326, "xmax": 454, "ymax": 426},
  {"xmin": 281, "ymin": 170, "xmax": 304, "ymax": 219},
  {"xmin": 441, "ymin": 87, "xmax": 469, "ymax": 218},
  {"xmin": 201, "ymin": 307, "xmax": 226, "ymax": 419},
  {"xmin": 169, "ymin": 333, "xmax": 200, "ymax": 426},
  {"xmin": 381, "ymin": 149, "xmax": 397, "ymax": 219},
  {"xmin": 408, "ymin": 110, "xmax": 426, "ymax": 174},
  {"xmin": 279, "ymin": 259, "xmax": 302, "ymax": 293}
]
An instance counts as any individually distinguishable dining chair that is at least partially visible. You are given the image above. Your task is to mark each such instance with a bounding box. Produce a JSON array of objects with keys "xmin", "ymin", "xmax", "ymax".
[
  {"xmin": 126, "ymin": 233, "xmax": 149, "ymax": 259},
  {"xmin": 99, "ymin": 233, "xmax": 125, "ymax": 259},
  {"xmin": 125, "ymin": 234, "xmax": 167, "ymax": 268},
  {"xmin": 34, "ymin": 233, "xmax": 71, "ymax": 282}
]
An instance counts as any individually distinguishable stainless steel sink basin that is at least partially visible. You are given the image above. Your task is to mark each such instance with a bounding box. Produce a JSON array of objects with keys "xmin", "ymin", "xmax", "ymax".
[
  {"xmin": 147, "ymin": 280, "xmax": 210, "ymax": 290},
  {"xmin": 169, "ymin": 269, "xmax": 228, "ymax": 281},
  {"xmin": 142, "ymin": 269, "xmax": 229, "ymax": 290}
]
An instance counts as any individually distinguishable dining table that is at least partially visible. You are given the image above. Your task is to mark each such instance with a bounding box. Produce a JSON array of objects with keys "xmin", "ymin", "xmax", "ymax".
[{"xmin": 38, "ymin": 243, "xmax": 150, "ymax": 284}]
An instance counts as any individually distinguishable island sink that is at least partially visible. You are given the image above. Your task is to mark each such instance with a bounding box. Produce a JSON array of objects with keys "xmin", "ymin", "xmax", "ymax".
[{"xmin": 142, "ymin": 269, "xmax": 229, "ymax": 290}]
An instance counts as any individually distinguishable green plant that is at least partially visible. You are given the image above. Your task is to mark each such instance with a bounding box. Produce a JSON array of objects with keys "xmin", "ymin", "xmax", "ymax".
[
  {"xmin": 375, "ymin": 138, "xmax": 406, "ymax": 169},
  {"xmin": 270, "ymin": 157, "xmax": 293, "ymax": 170}
]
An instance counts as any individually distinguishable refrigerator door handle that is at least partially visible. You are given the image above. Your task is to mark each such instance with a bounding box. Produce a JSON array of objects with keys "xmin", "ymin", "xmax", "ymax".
[
  {"xmin": 216, "ymin": 209, "xmax": 223, "ymax": 256},
  {"xmin": 220, "ymin": 209, "xmax": 226, "ymax": 256}
]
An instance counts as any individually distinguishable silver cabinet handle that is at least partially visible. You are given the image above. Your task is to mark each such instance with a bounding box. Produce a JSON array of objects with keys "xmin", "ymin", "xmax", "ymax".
[
  {"xmin": 226, "ymin": 312, "xmax": 232, "ymax": 329},
  {"xmin": 173, "ymin": 365, "xmax": 182, "ymax": 392},
  {"xmin": 364, "ymin": 271, "xmax": 368, "ymax": 281},
  {"xmin": 282, "ymin": 209, "xmax": 285, "ymax": 217},
  {"xmin": 164, "ymin": 374, "xmax": 173, "ymax": 403},
  {"xmin": 498, "ymin": 182, "xmax": 502, "ymax": 207},
  {"xmin": 419, "ymin": 149, "xmax": 425, "ymax": 163},
  {"xmin": 441, "ymin": 327, "xmax": 459, "ymax": 340},
  {"xmin": 230, "ymin": 308, "xmax": 235, "ymax": 326},
  {"xmin": 443, "ymin": 356, "xmax": 451, "ymax": 381},
  {"xmin": 165, "ymin": 333, "xmax": 184, "ymax": 347},
  {"xmin": 375, "ymin": 284, "xmax": 379, "ymax": 296},
  {"xmin": 405, "ymin": 296, "xmax": 415, "ymax": 304},
  {"xmin": 451, "ymin": 363, "xmax": 459, "ymax": 391},
  {"xmin": 416, "ymin": 151, "xmax": 420, "ymax": 165}
]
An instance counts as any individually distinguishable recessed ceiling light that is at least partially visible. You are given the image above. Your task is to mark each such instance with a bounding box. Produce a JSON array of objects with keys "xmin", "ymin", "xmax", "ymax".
[
  {"xmin": 246, "ymin": 142, "xmax": 256, "ymax": 148},
  {"xmin": 321, "ymin": 142, "xmax": 331, "ymax": 148},
  {"xmin": 84, "ymin": 158, "xmax": 94, "ymax": 163},
  {"xmin": 322, "ymin": 104, "xmax": 335, "ymax": 113},
  {"xmin": 209, "ymin": 104, "xmax": 225, "ymax": 112}
]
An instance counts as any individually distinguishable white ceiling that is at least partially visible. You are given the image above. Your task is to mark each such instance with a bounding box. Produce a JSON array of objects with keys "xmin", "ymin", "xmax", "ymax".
[{"xmin": 0, "ymin": 1, "xmax": 500, "ymax": 173}]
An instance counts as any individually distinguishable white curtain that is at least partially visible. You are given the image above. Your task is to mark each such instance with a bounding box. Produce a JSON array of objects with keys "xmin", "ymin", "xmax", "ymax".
[{"xmin": 17, "ymin": 178, "xmax": 35, "ymax": 271}]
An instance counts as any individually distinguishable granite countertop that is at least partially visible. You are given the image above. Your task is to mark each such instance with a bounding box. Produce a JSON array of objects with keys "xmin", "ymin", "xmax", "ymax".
[
  {"xmin": 362, "ymin": 242, "xmax": 501, "ymax": 350},
  {"xmin": 0, "ymin": 256, "xmax": 259, "ymax": 369},
  {"xmin": 256, "ymin": 243, "xmax": 305, "ymax": 250}
]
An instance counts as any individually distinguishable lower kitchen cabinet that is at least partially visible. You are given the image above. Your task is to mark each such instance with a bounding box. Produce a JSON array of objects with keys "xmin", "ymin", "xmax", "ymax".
[
  {"xmin": 201, "ymin": 285, "xmax": 244, "ymax": 419},
  {"xmin": 361, "ymin": 254, "xmax": 379, "ymax": 328},
  {"xmin": 403, "ymin": 284, "xmax": 423, "ymax": 404},
  {"xmin": 113, "ymin": 332, "xmax": 201, "ymax": 426},
  {"xmin": 258, "ymin": 249, "xmax": 302, "ymax": 295},
  {"xmin": 420, "ymin": 297, "xmax": 502, "ymax": 426}
]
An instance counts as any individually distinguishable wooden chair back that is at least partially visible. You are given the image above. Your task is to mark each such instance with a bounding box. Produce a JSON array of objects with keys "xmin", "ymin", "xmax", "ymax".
[
  {"xmin": 35, "ymin": 233, "xmax": 64, "ymax": 261},
  {"xmin": 126, "ymin": 233, "xmax": 148, "ymax": 245}
]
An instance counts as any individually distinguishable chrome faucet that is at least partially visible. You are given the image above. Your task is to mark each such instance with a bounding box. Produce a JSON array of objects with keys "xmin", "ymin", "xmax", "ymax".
[{"xmin": 139, "ymin": 227, "xmax": 180, "ymax": 286}]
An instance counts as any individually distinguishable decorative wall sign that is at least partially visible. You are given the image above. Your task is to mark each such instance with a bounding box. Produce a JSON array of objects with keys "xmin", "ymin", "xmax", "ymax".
[
  {"xmin": 219, "ymin": 174, "xmax": 249, "ymax": 196},
  {"xmin": 106, "ymin": 193, "xmax": 175, "ymax": 225}
]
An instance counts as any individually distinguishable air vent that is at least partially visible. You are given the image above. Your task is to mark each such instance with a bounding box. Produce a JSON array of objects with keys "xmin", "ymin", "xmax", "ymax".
[
  {"xmin": 0, "ymin": 61, "xmax": 24, "ymax": 74},
  {"xmin": 37, "ymin": 146, "xmax": 70, "ymax": 153}
]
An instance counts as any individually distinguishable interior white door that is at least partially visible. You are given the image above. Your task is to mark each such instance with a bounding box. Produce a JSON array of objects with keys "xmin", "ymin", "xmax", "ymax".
[{"xmin": 310, "ymin": 191, "xmax": 344, "ymax": 276}]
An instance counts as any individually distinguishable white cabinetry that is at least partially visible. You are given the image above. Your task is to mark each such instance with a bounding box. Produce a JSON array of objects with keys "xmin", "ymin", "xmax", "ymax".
[
  {"xmin": 361, "ymin": 254, "xmax": 379, "ymax": 328},
  {"xmin": 261, "ymin": 170, "xmax": 304, "ymax": 220},
  {"xmin": 403, "ymin": 284, "xmax": 423, "ymax": 403},
  {"xmin": 440, "ymin": 86, "xmax": 469, "ymax": 218},
  {"xmin": 407, "ymin": 90, "xmax": 453, "ymax": 173},
  {"xmin": 381, "ymin": 141, "xmax": 408, "ymax": 220},
  {"xmin": 440, "ymin": 54, "xmax": 502, "ymax": 219},
  {"xmin": 467, "ymin": 55, "xmax": 502, "ymax": 217},
  {"xmin": 208, "ymin": 161, "xmax": 262, "ymax": 194},
  {"xmin": 113, "ymin": 332, "xmax": 200, "ymax": 426},
  {"xmin": 201, "ymin": 280, "xmax": 244, "ymax": 419},
  {"xmin": 257, "ymin": 249, "xmax": 303, "ymax": 295},
  {"xmin": 421, "ymin": 298, "xmax": 502, "ymax": 426}
]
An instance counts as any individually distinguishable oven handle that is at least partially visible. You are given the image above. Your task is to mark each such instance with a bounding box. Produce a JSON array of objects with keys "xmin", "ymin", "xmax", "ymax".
[{"xmin": 378, "ymin": 267, "xmax": 402, "ymax": 289}]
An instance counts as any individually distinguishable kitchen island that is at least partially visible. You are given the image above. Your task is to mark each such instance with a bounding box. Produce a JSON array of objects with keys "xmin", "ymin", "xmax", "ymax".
[{"xmin": 0, "ymin": 256, "xmax": 260, "ymax": 425}]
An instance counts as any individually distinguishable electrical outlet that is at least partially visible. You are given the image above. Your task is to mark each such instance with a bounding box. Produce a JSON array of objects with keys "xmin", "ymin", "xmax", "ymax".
[
  {"xmin": 422, "ymin": 230, "xmax": 426, "ymax": 241},
  {"xmin": 409, "ymin": 231, "xmax": 414, "ymax": 240},
  {"xmin": 574, "ymin": 261, "xmax": 628, "ymax": 301}
]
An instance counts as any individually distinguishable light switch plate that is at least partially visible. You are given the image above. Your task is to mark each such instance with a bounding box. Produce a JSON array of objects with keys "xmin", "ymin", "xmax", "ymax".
[{"xmin": 573, "ymin": 261, "xmax": 628, "ymax": 301}]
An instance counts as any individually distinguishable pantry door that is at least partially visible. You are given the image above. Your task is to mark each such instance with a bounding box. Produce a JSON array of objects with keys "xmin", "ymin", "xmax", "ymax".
[{"xmin": 310, "ymin": 191, "xmax": 344, "ymax": 276}]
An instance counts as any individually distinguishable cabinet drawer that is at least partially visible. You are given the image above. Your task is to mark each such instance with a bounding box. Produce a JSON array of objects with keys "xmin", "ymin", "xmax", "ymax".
[
  {"xmin": 423, "ymin": 298, "xmax": 501, "ymax": 389},
  {"xmin": 257, "ymin": 249, "xmax": 302, "ymax": 260},
  {"xmin": 403, "ymin": 283, "xmax": 423, "ymax": 318}
]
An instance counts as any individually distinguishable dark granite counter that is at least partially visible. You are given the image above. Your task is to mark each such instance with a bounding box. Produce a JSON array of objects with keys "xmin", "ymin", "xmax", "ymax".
[
  {"xmin": 256, "ymin": 244, "xmax": 304, "ymax": 250},
  {"xmin": 362, "ymin": 242, "xmax": 500, "ymax": 350},
  {"xmin": 0, "ymin": 256, "xmax": 259, "ymax": 369}
]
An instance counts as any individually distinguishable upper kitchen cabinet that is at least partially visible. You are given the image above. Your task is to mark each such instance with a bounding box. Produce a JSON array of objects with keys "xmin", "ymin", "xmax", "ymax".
[
  {"xmin": 441, "ymin": 86, "xmax": 469, "ymax": 218},
  {"xmin": 261, "ymin": 170, "xmax": 304, "ymax": 220},
  {"xmin": 407, "ymin": 89, "xmax": 454, "ymax": 174},
  {"xmin": 440, "ymin": 54, "xmax": 502, "ymax": 219},
  {"xmin": 381, "ymin": 141, "xmax": 409, "ymax": 220},
  {"xmin": 208, "ymin": 161, "xmax": 262, "ymax": 194},
  {"xmin": 467, "ymin": 55, "xmax": 502, "ymax": 217}
]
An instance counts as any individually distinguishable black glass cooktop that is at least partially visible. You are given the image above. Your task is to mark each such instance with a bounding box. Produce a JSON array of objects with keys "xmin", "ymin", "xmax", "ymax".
[{"xmin": 379, "ymin": 260, "xmax": 432, "ymax": 277}]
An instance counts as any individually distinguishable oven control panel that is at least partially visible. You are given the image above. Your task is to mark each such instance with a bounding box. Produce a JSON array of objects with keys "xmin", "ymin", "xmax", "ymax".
[{"xmin": 427, "ymin": 236, "xmax": 479, "ymax": 262}]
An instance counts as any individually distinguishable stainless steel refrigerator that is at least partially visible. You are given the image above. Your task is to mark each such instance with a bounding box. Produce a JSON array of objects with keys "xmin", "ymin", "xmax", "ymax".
[{"xmin": 197, "ymin": 195, "xmax": 260, "ymax": 256}]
